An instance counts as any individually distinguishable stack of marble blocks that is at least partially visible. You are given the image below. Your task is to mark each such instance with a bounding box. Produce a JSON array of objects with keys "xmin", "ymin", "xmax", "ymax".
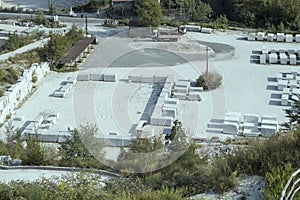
[{"xmin": 276, "ymin": 72, "xmax": 300, "ymax": 106}]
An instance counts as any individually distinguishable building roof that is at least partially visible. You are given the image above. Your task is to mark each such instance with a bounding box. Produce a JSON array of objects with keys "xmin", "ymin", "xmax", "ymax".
[{"xmin": 58, "ymin": 36, "xmax": 96, "ymax": 65}]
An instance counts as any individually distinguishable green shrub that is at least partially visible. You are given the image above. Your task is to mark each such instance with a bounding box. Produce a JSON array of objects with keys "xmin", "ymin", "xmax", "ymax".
[
  {"xmin": 213, "ymin": 131, "xmax": 300, "ymax": 177},
  {"xmin": 52, "ymin": 66, "xmax": 78, "ymax": 73},
  {"xmin": 0, "ymin": 141, "xmax": 8, "ymax": 155},
  {"xmin": 5, "ymin": 114, "xmax": 11, "ymax": 120},
  {"xmin": 195, "ymin": 71, "xmax": 222, "ymax": 91},
  {"xmin": 32, "ymin": 74, "xmax": 37, "ymax": 83},
  {"xmin": 262, "ymin": 163, "xmax": 299, "ymax": 200},
  {"xmin": 115, "ymin": 187, "xmax": 185, "ymax": 200},
  {"xmin": 1, "ymin": 67, "xmax": 19, "ymax": 85},
  {"xmin": 213, "ymin": 15, "xmax": 228, "ymax": 30}
]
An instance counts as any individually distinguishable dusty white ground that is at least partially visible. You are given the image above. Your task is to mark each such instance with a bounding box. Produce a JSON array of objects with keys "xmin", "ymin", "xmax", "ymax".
[
  {"xmin": 0, "ymin": 169, "xmax": 73, "ymax": 183},
  {"xmin": 0, "ymin": 23, "xmax": 298, "ymax": 154},
  {"xmin": 0, "ymin": 17, "xmax": 297, "ymax": 200},
  {"xmin": 74, "ymin": 27, "xmax": 298, "ymax": 141},
  {"xmin": 0, "ymin": 169, "xmax": 109, "ymax": 183},
  {"xmin": 189, "ymin": 175, "xmax": 266, "ymax": 200},
  {"xmin": 0, "ymin": 71, "xmax": 78, "ymax": 139},
  {"xmin": 187, "ymin": 30, "xmax": 299, "ymax": 139}
]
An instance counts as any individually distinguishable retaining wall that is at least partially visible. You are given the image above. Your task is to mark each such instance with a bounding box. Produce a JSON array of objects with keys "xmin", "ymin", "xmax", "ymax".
[{"xmin": 0, "ymin": 62, "xmax": 49, "ymax": 124}]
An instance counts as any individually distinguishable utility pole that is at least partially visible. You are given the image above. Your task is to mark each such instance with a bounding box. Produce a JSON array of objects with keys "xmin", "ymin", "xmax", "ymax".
[
  {"xmin": 49, "ymin": 0, "xmax": 54, "ymax": 28},
  {"xmin": 180, "ymin": 0, "xmax": 184, "ymax": 22},
  {"xmin": 85, "ymin": 15, "xmax": 88, "ymax": 36},
  {"xmin": 206, "ymin": 46, "xmax": 209, "ymax": 75},
  {"xmin": 48, "ymin": 0, "xmax": 52, "ymax": 17}
]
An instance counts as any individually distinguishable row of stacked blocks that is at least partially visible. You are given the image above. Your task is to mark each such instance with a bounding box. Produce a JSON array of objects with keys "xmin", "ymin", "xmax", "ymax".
[
  {"xmin": 77, "ymin": 72, "xmax": 117, "ymax": 82},
  {"xmin": 53, "ymin": 77, "xmax": 77, "ymax": 98},
  {"xmin": 129, "ymin": 75, "xmax": 204, "ymax": 136},
  {"xmin": 223, "ymin": 112, "xmax": 278, "ymax": 137},
  {"xmin": 276, "ymin": 72, "xmax": 300, "ymax": 106},
  {"xmin": 149, "ymin": 76, "xmax": 175, "ymax": 127},
  {"xmin": 172, "ymin": 80, "xmax": 203, "ymax": 101},
  {"xmin": 257, "ymin": 49, "xmax": 300, "ymax": 65},
  {"xmin": 248, "ymin": 32, "xmax": 300, "ymax": 42},
  {"xmin": 150, "ymin": 78, "xmax": 203, "ymax": 127},
  {"xmin": 13, "ymin": 112, "xmax": 66, "ymax": 143},
  {"xmin": 15, "ymin": 112, "xmax": 60, "ymax": 134}
]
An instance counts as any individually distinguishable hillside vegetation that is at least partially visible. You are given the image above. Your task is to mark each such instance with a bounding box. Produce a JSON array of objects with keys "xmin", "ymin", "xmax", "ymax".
[{"xmin": 1, "ymin": 120, "xmax": 300, "ymax": 199}]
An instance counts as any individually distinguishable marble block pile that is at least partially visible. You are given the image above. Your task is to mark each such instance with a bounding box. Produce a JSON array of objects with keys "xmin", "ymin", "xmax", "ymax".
[
  {"xmin": 248, "ymin": 32, "xmax": 300, "ymax": 43},
  {"xmin": 53, "ymin": 77, "xmax": 77, "ymax": 98},
  {"xmin": 172, "ymin": 80, "xmax": 203, "ymax": 101},
  {"xmin": 150, "ymin": 76, "xmax": 175, "ymax": 127},
  {"xmin": 223, "ymin": 112, "xmax": 278, "ymax": 137},
  {"xmin": 11, "ymin": 112, "xmax": 62, "ymax": 142},
  {"xmin": 256, "ymin": 49, "xmax": 299, "ymax": 65},
  {"xmin": 13, "ymin": 112, "xmax": 70, "ymax": 143},
  {"xmin": 128, "ymin": 75, "xmax": 168, "ymax": 84},
  {"xmin": 77, "ymin": 72, "xmax": 117, "ymax": 82},
  {"xmin": 276, "ymin": 72, "xmax": 300, "ymax": 106}
]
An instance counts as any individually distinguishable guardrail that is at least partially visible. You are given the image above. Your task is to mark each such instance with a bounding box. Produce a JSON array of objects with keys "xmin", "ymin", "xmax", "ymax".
[{"xmin": 281, "ymin": 168, "xmax": 300, "ymax": 200}]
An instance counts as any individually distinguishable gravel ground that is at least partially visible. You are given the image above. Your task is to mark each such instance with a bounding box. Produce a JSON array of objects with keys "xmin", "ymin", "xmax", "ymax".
[{"xmin": 189, "ymin": 175, "xmax": 265, "ymax": 200}]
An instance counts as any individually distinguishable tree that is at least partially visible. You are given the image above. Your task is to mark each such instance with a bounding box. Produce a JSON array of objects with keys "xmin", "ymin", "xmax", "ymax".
[
  {"xmin": 5, "ymin": 124, "xmax": 23, "ymax": 159},
  {"xmin": 35, "ymin": 10, "xmax": 46, "ymax": 25},
  {"xmin": 116, "ymin": 120, "xmax": 191, "ymax": 175},
  {"xmin": 234, "ymin": 0, "xmax": 300, "ymax": 30},
  {"xmin": 116, "ymin": 136, "xmax": 164, "ymax": 174},
  {"xmin": 214, "ymin": 15, "xmax": 228, "ymax": 29},
  {"xmin": 42, "ymin": 25, "xmax": 84, "ymax": 65},
  {"xmin": 42, "ymin": 33, "xmax": 68, "ymax": 64},
  {"xmin": 20, "ymin": 134, "xmax": 45, "ymax": 165},
  {"xmin": 65, "ymin": 24, "xmax": 84, "ymax": 44},
  {"xmin": 130, "ymin": 137, "xmax": 163, "ymax": 153},
  {"xmin": 0, "ymin": 141, "xmax": 8, "ymax": 155},
  {"xmin": 165, "ymin": 119, "xmax": 182, "ymax": 141},
  {"xmin": 59, "ymin": 124, "xmax": 105, "ymax": 168},
  {"xmin": 282, "ymin": 94, "xmax": 300, "ymax": 131},
  {"xmin": 192, "ymin": 0, "xmax": 212, "ymax": 22},
  {"xmin": 135, "ymin": 0, "xmax": 162, "ymax": 27}
]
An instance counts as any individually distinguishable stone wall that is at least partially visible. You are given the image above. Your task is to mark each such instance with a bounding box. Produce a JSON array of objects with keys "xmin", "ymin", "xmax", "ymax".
[{"xmin": 0, "ymin": 62, "xmax": 50, "ymax": 124}]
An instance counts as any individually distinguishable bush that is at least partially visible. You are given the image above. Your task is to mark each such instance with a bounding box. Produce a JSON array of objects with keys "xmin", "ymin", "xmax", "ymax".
[
  {"xmin": 20, "ymin": 134, "xmax": 45, "ymax": 165},
  {"xmin": 114, "ymin": 187, "xmax": 185, "ymax": 200},
  {"xmin": 213, "ymin": 131, "xmax": 300, "ymax": 177},
  {"xmin": 0, "ymin": 141, "xmax": 8, "ymax": 155},
  {"xmin": 31, "ymin": 75, "xmax": 37, "ymax": 83},
  {"xmin": 195, "ymin": 71, "xmax": 222, "ymax": 91},
  {"xmin": 0, "ymin": 68, "xmax": 19, "ymax": 85},
  {"xmin": 7, "ymin": 50, "xmax": 41, "ymax": 67},
  {"xmin": 262, "ymin": 163, "xmax": 299, "ymax": 200},
  {"xmin": 5, "ymin": 114, "xmax": 11, "ymax": 120},
  {"xmin": 213, "ymin": 15, "xmax": 228, "ymax": 30},
  {"xmin": 52, "ymin": 66, "xmax": 78, "ymax": 73}
]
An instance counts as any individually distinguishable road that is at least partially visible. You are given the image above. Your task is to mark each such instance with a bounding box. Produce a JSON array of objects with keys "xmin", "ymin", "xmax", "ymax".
[
  {"xmin": 0, "ymin": 38, "xmax": 49, "ymax": 61},
  {"xmin": 0, "ymin": 12, "xmax": 105, "ymax": 24}
]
